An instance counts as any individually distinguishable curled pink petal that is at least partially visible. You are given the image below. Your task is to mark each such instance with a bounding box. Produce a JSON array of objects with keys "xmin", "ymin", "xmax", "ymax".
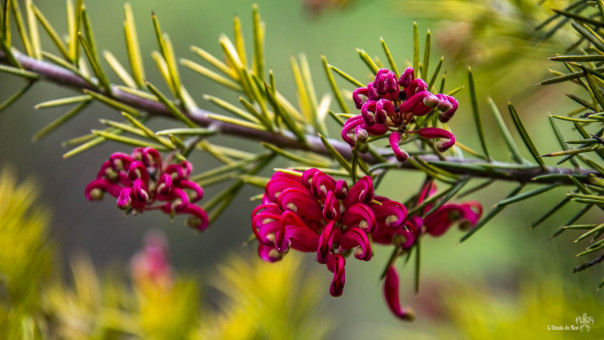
[
  {"xmin": 128, "ymin": 161, "xmax": 150, "ymax": 187},
  {"xmin": 278, "ymin": 187, "xmax": 323, "ymax": 221},
  {"xmin": 340, "ymin": 227, "xmax": 372, "ymax": 261},
  {"xmin": 399, "ymin": 91, "xmax": 436, "ymax": 116},
  {"xmin": 156, "ymin": 174, "xmax": 173, "ymax": 197},
  {"xmin": 140, "ymin": 147, "xmax": 162, "ymax": 168},
  {"xmin": 322, "ymin": 191, "xmax": 341, "ymax": 221},
  {"xmin": 416, "ymin": 127, "xmax": 456, "ymax": 152},
  {"xmin": 372, "ymin": 196, "xmax": 408, "ymax": 229},
  {"xmin": 375, "ymin": 69, "xmax": 398, "ymax": 95},
  {"xmin": 367, "ymin": 81, "xmax": 379, "ymax": 100},
  {"xmin": 352, "ymin": 87, "xmax": 369, "ymax": 109},
  {"xmin": 180, "ymin": 203, "xmax": 210, "ymax": 231},
  {"xmin": 384, "ymin": 266, "xmax": 415, "ymax": 321},
  {"xmin": 436, "ymin": 94, "xmax": 458, "ymax": 123},
  {"xmin": 317, "ymin": 220, "xmax": 338, "ymax": 264},
  {"xmin": 389, "ymin": 131, "xmax": 409, "ymax": 162},
  {"xmin": 85, "ymin": 179, "xmax": 122, "ymax": 200},
  {"xmin": 398, "ymin": 67, "xmax": 415, "ymax": 87},
  {"xmin": 265, "ymin": 173, "xmax": 305, "ymax": 203},
  {"xmin": 361, "ymin": 100, "xmax": 377, "ymax": 126},
  {"xmin": 327, "ymin": 254, "xmax": 346, "ymax": 297},
  {"xmin": 342, "ymin": 203, "xmax": 377, "ymax": 233},
  {"xmin": 132, "ymin": 178, "xmax": 148, "ymax": 200},
  {"xmin": 276, "ymin": 211, "xmax": 319, "ymax": 253},
  {"xmin": 109, "ymin": 152, "xmax": 133, "ymax": 171},
  {"xmin": 258, "ymin": 244, "xmax": 282, "ymax": 263},
  {"xmin": 178, "ymin": 179, "xmax": 204, "ymax": 202},
  {"xmin": 345, "ymin": 176, "xmax": 374, "ymax": 206},
  {"xmin": 117, "ymin": 187, "xmax": 133, "ymax": 210},
  {"xmin": 375, "ymin": 99, "xmax": 395, "ymax": 124},
  {"xmin": 335, "ymin": 179, "xmax": 348, "ymax": 199},
  {"xmin": 405, "ymin": 78, "xmax": 427, "ymax": 98},
  {"xmin": 423, "ymin": 202, "xmax": 482, "ymax": 236},
  {"xmin": 310, "ymin": 170, "xmax": 336, "ymax": 201}
]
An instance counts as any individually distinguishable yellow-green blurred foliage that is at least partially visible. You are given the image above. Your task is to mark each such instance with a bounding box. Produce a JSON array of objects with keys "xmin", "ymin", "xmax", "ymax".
[
  {"xmin": 196, "ymin": 254, "xmax": 331, "ymax": 340},
  {"xmin": 0, "ymin": 169, "xmax": 54, "ymax": 339},
  {"xmin": 0, "ymin": 168, "xmax": 331, "ymax": 339},
  {"xmin": 407, "ymin": 273, "xmax": 603, "ymax": 339},
  {"xmin": 399, "ymin": 0, "xmax": 575, "ymax": 98}
]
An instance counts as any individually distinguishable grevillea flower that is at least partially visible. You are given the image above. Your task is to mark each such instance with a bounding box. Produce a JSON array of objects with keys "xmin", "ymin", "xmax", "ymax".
[
  {"xmin": 85, "ymin": 147, "xmax": 209, "ymax": 231},
  {"xmin": 379, "ymin": 180, "xmax": 482, "ymax": 321},
  {"xmin": 252, "ymin": 168, "xmax": 408, "ymax": 297},
  {"xmin": 343, "ymin": 67, "xmax": 459, "ymax": 162},
  {"xmin": 253, "ymin": 170, "xmax": 483, "ymax": 321}
]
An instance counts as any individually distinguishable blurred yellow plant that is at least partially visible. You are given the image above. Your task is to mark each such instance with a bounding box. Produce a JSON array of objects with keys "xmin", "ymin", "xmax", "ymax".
[
  {"xmin": 404, "ymin": 273, "xmax": 604, "ymax": 339},
  {"xmin": 196, "ymin": 254, "xmax": 332, "ymax": 340},
  {"xmin": 0, "ymin": 168, "xmax": 54, "ymax": 339}
]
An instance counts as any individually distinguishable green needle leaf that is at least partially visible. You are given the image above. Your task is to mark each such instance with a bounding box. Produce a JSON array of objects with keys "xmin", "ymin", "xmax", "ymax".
[
  {"xmin": 252, "ymin": 4, "xmax": 264, "ymax": 80},
  {"xmin": 103, "ymin": 50, "xmax": 137, "ymax": 88},
  {"xmin": 428, "ymin": 57, "xmax": 443, "ymax": 91},
  {"xmin": 124, "ymin": 3, "xmax": 144, "ymax": 87},
  {"xmin": 83, "ymin": 89, "xmax": 140, "ymax": 117},
  {"xmin": 78, "ymin": 32, "xmax": 111, "ymax": 93},
  {"xmin": 0, "ymin": 80, "xmax": 35, "ymax": 112},
  {"xmin": 421, "ymin": 29, "xmax": 430, "ymax": 80},
  {"xmin": 35, "ymin": 95, "xmax": 91, "ymax": 109},
  {"xmin": 146, "ymin": 82, "xmax": 196, "ymax": 127},
  {"xmin": 356, "ymin": 48, "xmax": 379, "ymax": 74},
  {"xmin": 0, "ymin": 64, "xmax": 39, "ymax": 79},
  {"xmin": 330, "ymin": 64, "xmax": 364, "ymax": 87},
  {"xmin": 91, "ymin": 129, "xmax": 167, "ymax": 150},
  {"xmin": 413, "ymin": 21, "xmax": 419, "ymax": 73},
  {"xmin": 488, "ymin": 97, "xmax": 523, "ymax": 163},
  {"xmin": 25, "ymin": 0, "xmax": 41, "ymax": 59},
  {"xmin": 380, "ymin": 37, "xmax": 399, "ymax": 77},
  {"xmin": 468, "ymin": 67, "xmax": 490, "ymax": 160},
  {"xmin": 319, "ymin": 133, "xmax": 352, "ymax": 175},
  {"xmin": 10, "ymin": 0, "xmax": 33, "ymax": 58},
  {"xmin": 121, "ymin": 112, "xmax": 174, "ymax": 149},
  {"xmin": 32, "ymin": 101, "xmax": 90, "ymax": 141},
  {"xmin": 322, "ymin": 56, "xmax": 348, "ymax": 113},
  {"xmin": 508, "ymin": 101, "xmax": 546, "ymax": 170},
  {"xmin": 262, "ymin": 143, "xmax": 330, "ymax": 168},
  {"xmin": 233, "ymin": 15, "xmax": 247, "ymax": 68},
  {"xmin": 181, "ymin": 59, "xmax": 241, "ymax": 91},
  {"xmin": 496, "ymin": 184, "xmax": 557, "ymax": 207}
]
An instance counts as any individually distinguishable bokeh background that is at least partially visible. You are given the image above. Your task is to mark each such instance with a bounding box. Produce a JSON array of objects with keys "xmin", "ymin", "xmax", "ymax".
[{"xmin": 0, "ymin": 0, "xmax": 602, "ymax": 338}]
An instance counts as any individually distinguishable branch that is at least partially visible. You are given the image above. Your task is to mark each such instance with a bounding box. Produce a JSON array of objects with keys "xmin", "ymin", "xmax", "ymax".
[{"xmin": 1, "ymin": 51, "xmax": 598, "ymax": 184}]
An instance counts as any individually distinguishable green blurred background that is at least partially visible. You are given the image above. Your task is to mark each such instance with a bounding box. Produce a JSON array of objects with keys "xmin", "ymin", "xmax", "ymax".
[{"xmin": 0, "ymin": 0, "xmax": 602, "ymax": 338}]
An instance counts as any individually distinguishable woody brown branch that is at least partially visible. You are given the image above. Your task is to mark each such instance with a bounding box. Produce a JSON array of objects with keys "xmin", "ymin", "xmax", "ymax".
[{"xmin": 1, "ymin": 51, "xmax": 599, "ymax": 185}]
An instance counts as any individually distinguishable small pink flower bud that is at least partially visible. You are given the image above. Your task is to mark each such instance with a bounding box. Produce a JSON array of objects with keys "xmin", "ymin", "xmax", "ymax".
[{"xmin": 398, "ymin": 67, "xmax": 415, "ymax": 87}]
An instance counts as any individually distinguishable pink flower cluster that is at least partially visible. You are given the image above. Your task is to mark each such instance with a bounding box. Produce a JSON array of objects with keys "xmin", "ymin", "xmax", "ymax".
[
  {"xmin": 342, "ymin": 67, "xmax": 458, "ymax": 161},
  {"xmin": 252, "ymin": 169, "xmax": 408, "ymax": 296},
  {"xmin": 85, "ymin": 147, "xmax": 209, "ymax": 231},
  {"xmin": 252, "ymin": 169, "xmax": 482, "ymax": 320}
]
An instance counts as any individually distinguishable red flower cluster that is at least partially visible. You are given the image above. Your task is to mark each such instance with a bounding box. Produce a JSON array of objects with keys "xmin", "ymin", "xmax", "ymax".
[
  {"xmin": 85, "ymin": 147, "xmax": 209, "ymax": 231},
  {"xmin": 252, "ymin": 169, "xmax": 408, "ymax": 296},
  {"xmin": 342, "ymin": 67, "xmax": 458, "ymax": 161},
  {"xmin": 252, "ymin": 169, "xmax": 482, "ymax": 320}
]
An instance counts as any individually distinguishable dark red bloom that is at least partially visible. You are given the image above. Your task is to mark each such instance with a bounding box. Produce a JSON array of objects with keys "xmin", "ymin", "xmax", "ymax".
[
  {"xmin": 86, "ymin": 147, "xmax": 209, "ymax": 231},
  {"xmin": 252, "ymin": 169, "xmax": 409, "ymax": 297},
  {"xmin": 342, "ymin": 67, "xmax": 459, "ymax": 161}
]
